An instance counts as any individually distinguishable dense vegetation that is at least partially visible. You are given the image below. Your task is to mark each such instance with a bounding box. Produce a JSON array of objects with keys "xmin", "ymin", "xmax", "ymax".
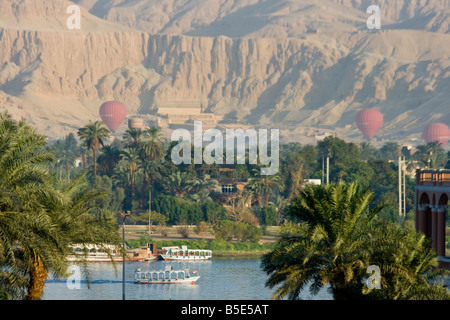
[
  {"xmin": 0, "ymin": 114, "xmax": 120, "ymax": 300},
  {"xmin": 262, "ymin": 182, "xmax": 450, "ymax": 300},
  {"xmin": 1, "ymin": 112, "xmax": 449, "ymax": 300},
  {"xmin": 47, "ymin": 123, "xmax": 450, "ymax": 231}
]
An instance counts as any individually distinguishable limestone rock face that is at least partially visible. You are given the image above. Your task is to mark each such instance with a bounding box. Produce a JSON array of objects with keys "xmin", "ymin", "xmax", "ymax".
[{"xmin": 0, "ymin": 0, "xmax": 449, "ymax": 144}]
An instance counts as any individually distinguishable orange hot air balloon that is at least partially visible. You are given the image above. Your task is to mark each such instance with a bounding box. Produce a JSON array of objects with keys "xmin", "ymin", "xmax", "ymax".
[
  {"xmin": 99, "ymin": 101, "xmax": 127, "ymax": 132},
  {"xmin": 355, "ymin": 108, "xmax": 384, "ymax": 139},
  {"xmin": 422, "ymin": 123, "xmax": 450, "ymax": 146}
]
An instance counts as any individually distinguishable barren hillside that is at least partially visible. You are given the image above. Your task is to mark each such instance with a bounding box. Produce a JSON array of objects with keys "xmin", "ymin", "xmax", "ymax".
[{"xmin": 0, "ymin": 0, "xmax": 449, "ymax": 146}]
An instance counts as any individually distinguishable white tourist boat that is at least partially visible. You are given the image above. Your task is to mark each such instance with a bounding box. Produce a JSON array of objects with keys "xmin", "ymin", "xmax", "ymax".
[
  {"xmin": 160, "ymin": 246, "xmax": 212, "ymax": 261},
  {"xmin": 67, "ymin": 244, "xmax": 123, "ymax": 262},
  {"xmin": 135, "ymin": 265, "xmax": 200, "ymax": 284},
  {"xmin": 67, "ymin": 244, "xmax": 156, "ymax": 262}
]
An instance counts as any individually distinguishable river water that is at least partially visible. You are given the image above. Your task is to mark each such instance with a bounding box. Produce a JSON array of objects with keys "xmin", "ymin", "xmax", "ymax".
[{"xmin": 42, "ymin": 258, "xmax": 332, "ymax": 300}]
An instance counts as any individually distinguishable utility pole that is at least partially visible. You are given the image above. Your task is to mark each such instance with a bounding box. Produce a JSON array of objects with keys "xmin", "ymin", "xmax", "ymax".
[
  {"xmin": 322, "ymin": 157, "xmax": 325, "ymax": 184},
  {"xmin": 122, "ymin": 210, "xmax": 130, "ymax": 300},
  {"xmin": 148, "ymin": 190, "xmax": 152, "ymax": 235},
  {"xmin": 398, "ymin": 156, "xmax": 402, "ymax": 223},
  {"xmin": 403, "ymin": 157, "xmax": 406, "ymax": 219},
  {"xmin": 326, "ymin": 156, "xmax": 330, "ymax": 185}
]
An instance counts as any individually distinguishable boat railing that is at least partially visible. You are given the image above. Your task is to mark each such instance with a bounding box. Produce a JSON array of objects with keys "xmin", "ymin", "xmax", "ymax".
[
  {"xmin": 168, "ymin": 248, "xmax": 212, "ymax": 257},
  {"xmin": 135, "ymin": 269, "xmax": 193, "ymax": 281}
]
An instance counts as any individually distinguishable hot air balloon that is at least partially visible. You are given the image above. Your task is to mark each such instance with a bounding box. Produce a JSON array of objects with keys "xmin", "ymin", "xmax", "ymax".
[
  {"xmin": 99, "ymin": 101, "xmax": 127, "ymax": 132},
  {"xmin": 422, "ymin": 122, "xmax": 450, "ymax": 146},
  {"xmin": 355, "ymin": 108, "xmax": 384, "ymax": 139}
]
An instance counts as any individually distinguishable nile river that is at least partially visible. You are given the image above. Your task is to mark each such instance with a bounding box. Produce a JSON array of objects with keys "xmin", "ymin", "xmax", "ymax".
[{"xmin": 42, "ymin": 258, "xmax": 332, "ymax": 300}]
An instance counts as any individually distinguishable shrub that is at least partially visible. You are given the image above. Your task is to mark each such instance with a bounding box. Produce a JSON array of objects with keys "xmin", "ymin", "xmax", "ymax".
[
  {"xmin": 213, "ymin": 220, "xmax": 235, "ymax": 241},
  {"xmin": 177, "ymin": 225, "xmax": 190, "ymax": 238},
  {"xmin": 159, "ymin": 227, "xmax": 168, "ymax": 237},
  {"xmin": 253, "ymin": 206, "xmax": 277, "ymax": 226},
  {"xmin": 195, "ymin": 221, "xmax": 209, "ymax": 235},
  {"xmin": 153, "ymin": 195, "xmax": 203, "ymax": 225},
  {"xmin": 242, "ymin": 224, "xmax": 262, "ymax": 242},
  {"xmin": 213, "ymin": 220, "xmax": 262, "ymax": 243}
]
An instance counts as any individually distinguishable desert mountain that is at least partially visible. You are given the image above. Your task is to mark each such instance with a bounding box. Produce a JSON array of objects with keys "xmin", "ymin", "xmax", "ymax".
[{"xmin": 0, "ymin": 0, "xmax": 449, "ymax": 147}]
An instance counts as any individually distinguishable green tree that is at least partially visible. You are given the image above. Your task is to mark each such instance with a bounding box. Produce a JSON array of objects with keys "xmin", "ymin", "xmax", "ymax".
[
  {"xmin": 123, "ymin": 128, "xmax": 145, "ymax": 149},
  {"xmin": 77, "ymin": 121, "xmax": 111, "ymax": 178},
  {"xmin": 446, "ymin": 151, "xmax": 450, "ymax": 169},
  {"xmin": 116, "ymin": 148, "xmax": 142, "ymax": 210},
  {"xmin": 413, "ymin": 142, "xmax": 446, "ymax": 169},
  {"xmin": 359, "ymin": 142, "xmax": 378, "ymax": 161},
  {"xmin": 225, "ymin": 190, "xmax": 253, "ymax": 223},
  {"xmin": 213, "ymin": 221, "xmax": 262, "ymax": 242},
  {"xmin": 152, "ymin": 195, "xmax": 203, "ymax": 225},
  {"xmin": 49, "ymin": 133, "xmax": 79, "ymax": 182},
  {"xmin": 248, "ymin": 169, "xmax": 285, "ymax": 206},
  {"xmin": 97, "ymin": 145, "xmax": 121, "ymax": 177},
  {"xmin": 165, "ymin": 171, "xmax": 197, "ymax": 198},
  {"xmin": 143, "ymin": 127, "xmax": 167, "ymax": 162},
  {"xmin": 317, "ymin": 136, "xmax": 374, "ymax": 183},
  {"xmin": 202, "ymin": 201, "xmax": 227, "ymax": 225},
  {"xmin": 361, "ymin": 219, "xmax": 450, "ymax": 300},
  {"xmin": 188, "ymin": 177, "xmax": 220, "ymax": 204},
  {"xmin": 280, "ymin": 151, "xmax": 304, "ymax": 199},
  {"xmin": 261, "ymin": 182, "xmax": 383, "ymax": 300},
  {"xmin": 0, "ymin": 114, "xmax": 120, "ymax": 300},
  {"xmin": 261, "ymin": 182, "xmax": 449, "ymax": 300},
  {"xmin": 138, "ymin": 127, "xmax": 167, "ymax": 208},
  {"xmin": 253, "ymin": 205, "xmax": 277, "ymax": 227},
  {"xmin": 0, "ymin": 113, "xmax": 64, "ymax": 299},
  {"xmin": 378, "ymin": 142, "xmax": 401, "ymax": 160}
]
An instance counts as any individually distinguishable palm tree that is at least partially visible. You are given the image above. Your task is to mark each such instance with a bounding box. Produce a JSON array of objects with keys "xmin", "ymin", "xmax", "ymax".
[
  {"xmin": 269, "ymin": 194, "xmax": 289, "ymax": 225},
  {"xmin": 0, "ymin": 114, "xmax": 64, "ymax": 299},
  {"xmin": 97, "ymin": 145, "xmax": 121, "ymax": 176},
  {"xmin": 143, "ymin": 127, "xmax": 167, "ymax": 161},
  {"xmin": 23, "ymin": 175, "xmax": 121, "ymax": 300},
  {"xmin": 192, "ymin": 177, "xmax": 220, "ymax": 194},
  {"xmin": 118, "ymin": 148, "xmax": 142, "ymax": 208},
  {"xmin": 261, "ymin": 182, "xmax": 383, "ymax": 300},
  {"xmin": 77, "ymin": 121, "xmax": 111, "ymax": 177},
  {"xmin": 139, "ymin": 160, "xmax": 162, "ymax": 209},
  {"xmin": 360, "ymin": 219, "xmax": 450, "ymax": 300},
  {"xmin": 77, "ymin": 144, "xmax": 89, "ymax": 172},
  {"xmin": 165, "ymin": 171, "xmax": 196, "ymax": 198},
  {"xmin": 57, "ymin": 150, "xmax": 77, "ymax": 183},
  {"xmin": 188, "ymin": 177, "xmax": 220, "ymax": 204},
  {"xmin": 413, "ymin": 142, "xmax": 446, "ymax": 169},
  {"xmin": 0, "ymin": 114, "xmax": 121, "ymax": 300},
  {"xmin": 123, "ymin": 128, "xmax": 144, "ymax": 149},
  {"xmin": 261, "ymin": 182, "xmax": 449, "ymax": 300},
  {"xmin": 137, "ymin": 126, "xmax": 167, "ymax": 208},
  {"xmin": 248, "ymin": 169, "xmax": 285, "ymax": 206}
]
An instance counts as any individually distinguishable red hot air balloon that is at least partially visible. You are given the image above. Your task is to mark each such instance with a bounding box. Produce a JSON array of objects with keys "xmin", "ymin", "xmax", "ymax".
[
  {"xmin": 99, "ymin": 101, "xmax": 127, "ymax": 132},
  {"xmin": 355, "ymin": 108, "xmax": 384, "ymax": 139},
  {"xmin": 422, "ymin": 123, "xmax": 450, "ymax": 146}
]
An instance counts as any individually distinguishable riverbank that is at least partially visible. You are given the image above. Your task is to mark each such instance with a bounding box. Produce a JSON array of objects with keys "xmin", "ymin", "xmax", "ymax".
[{"xmin": 124, "ymin": 225, "xmax": 278, "ymax": 258}]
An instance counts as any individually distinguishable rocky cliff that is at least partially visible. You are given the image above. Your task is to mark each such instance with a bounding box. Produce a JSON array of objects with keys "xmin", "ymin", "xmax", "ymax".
[{"xmin": 0, "ymin": 0, "xmax": 449, "ymax": 145}]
